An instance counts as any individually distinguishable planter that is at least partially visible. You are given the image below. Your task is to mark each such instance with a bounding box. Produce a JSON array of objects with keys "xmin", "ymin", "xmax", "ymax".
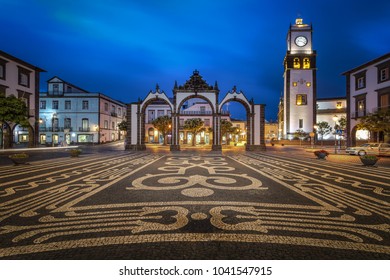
[
  {"xmin": 69, "ymin": 149, "xmax": 82, "ymax": 157},
  {"xmin": 360, "ymin": 157, "xmax": 378, "ymax": 166},
  {"xmin": 9, "ymin": 154, "xmax": 29, "ymax": 165},
  {"xmin": 316, "ymin": 153, "xmax": 327, "ymax": 159}
]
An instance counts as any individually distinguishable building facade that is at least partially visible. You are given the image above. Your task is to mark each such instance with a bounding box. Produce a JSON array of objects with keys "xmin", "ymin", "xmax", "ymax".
[
  {"xmin": 316, "ymin": 97, "xmax": 347, "ymax": 140},
  {"xmin": 0, "ymin": 50, "xmax": 45, "ymax": 148},
  {"xmin": 283, "ymin": 18, "xmax": 317, "ymax": 139},
  {"xmin": 342, "ymin": 53, "xmax": 390, "ymax": 146},
  {"xmin": 39, "ymin": 77, "xmax": 127, "ymax": 145}
]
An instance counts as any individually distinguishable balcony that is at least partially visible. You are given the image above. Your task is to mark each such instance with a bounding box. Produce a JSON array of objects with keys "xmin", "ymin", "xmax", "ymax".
[
  {"xmin": 39, "ymin": 127, "xmax": 74, "ymax": 132},
  {"xmin": 79, "ymin": 127, "xmax": 91, "ymax": 132},
  {"xmin": 111, "ymin": 112, "xmax": 118, "ymax": 117}
]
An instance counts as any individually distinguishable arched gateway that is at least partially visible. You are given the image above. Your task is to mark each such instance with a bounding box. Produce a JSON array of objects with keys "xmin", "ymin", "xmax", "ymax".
[{"xmin": 125, "ymin": 70, "xmax": 266, "ymax": 151}]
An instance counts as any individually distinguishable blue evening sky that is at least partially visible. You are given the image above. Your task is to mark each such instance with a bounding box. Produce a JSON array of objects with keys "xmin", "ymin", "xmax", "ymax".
[{"xmin": 1, "ymin": 0, "xmax": 389, "ymax": 120}]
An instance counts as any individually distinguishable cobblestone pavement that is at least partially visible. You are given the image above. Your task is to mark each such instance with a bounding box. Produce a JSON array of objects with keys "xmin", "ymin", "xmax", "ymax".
[{"xmin": 0, "ymin": 148, "xmax": 389, "ymax": 259}]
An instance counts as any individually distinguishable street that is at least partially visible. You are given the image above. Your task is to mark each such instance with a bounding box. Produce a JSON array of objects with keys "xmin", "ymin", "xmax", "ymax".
[{"xmin": 0, "ymin": 144, "xmax": 389, "ymax": 259}]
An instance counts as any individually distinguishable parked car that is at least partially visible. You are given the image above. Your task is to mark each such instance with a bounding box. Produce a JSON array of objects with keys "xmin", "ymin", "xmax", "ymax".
[{"xmin": 345, "ymin": 143, "xmax": 390, "ymax": 156}]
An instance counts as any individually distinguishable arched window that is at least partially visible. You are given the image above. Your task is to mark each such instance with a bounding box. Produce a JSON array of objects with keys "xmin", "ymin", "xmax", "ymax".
[
  {"xmin": 303, "ymin": 58, "xmax": 310, "ymax": 69},
  {"xmin": 293, "ymin": 58, "xmax": 300, "ymax": 69}
]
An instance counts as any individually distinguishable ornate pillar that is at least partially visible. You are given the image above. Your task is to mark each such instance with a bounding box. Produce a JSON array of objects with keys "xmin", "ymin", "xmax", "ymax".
[
  {"xmin": 212, "ymin": 114, "xmax": 222, "ymax": 151},
  {"xmin": 170, "ymin": 113, "xmax": 180, "ymax": 151}
]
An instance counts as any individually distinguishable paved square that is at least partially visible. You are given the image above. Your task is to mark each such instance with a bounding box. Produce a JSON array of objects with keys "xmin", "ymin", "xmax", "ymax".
[{"xmin": 0, "ymin": 151, "xmax": 389, "ymax": 259}]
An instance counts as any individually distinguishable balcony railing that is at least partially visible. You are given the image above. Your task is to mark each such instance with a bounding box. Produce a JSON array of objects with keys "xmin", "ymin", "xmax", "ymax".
[
  {"xmin": 39, "ymin": 127, "xmax": 74, "ymax": 132},
  {"xmin": 79, "ymin": 127, "xmax": 91, "ymax": 132}
]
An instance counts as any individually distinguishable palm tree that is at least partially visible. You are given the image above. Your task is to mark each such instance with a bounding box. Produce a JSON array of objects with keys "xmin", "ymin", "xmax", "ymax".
[{"xmin": 183, "ymin": 118, "xmax": 204, "ymax": 146}]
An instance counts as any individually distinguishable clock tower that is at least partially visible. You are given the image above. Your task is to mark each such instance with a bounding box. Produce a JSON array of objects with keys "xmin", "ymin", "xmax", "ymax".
[{"xmin": 283, "ymin": 18, "xmax": 316, "ymax": 139}]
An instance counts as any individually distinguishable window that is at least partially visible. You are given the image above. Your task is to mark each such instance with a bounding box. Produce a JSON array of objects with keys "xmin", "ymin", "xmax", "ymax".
[
  {"xmin": 52, "ymin": 100, "xmax": 59, "ymax": 109},
  {"xmin": 65, "ymin": 100, "xmax": 71, "ymax": 110},
  {"xmin": 354, "ymin": 94, "xmax": 367, "ymax": 118},
  {"xmin": 104, "ymin": 103, "xmax": 108, "ymax": 111},
  {"xmin": 157, "ymin": 110, "xmax": 164, "ymax": 117},
  {"xmin": 303, "ymin": 58, "xmax": 310, "ymax": 69},
  {"xmin": 118, "ymin": 108, "xmax": 121, "ymax": 116},
  {"xmin": 104, "ymin": 120, "xmax": 108, "ymax": 129},
  {"xmin": 296, "ymin": 94, "xmax": 307, "ymax": 105},
  {"xmin": 112, "ymin": 105, "xmax": 115, "ymax": 113},
  {"xmin": 354, "ymin": 71, "xmax": 366, "ymax": 90},
  {"xmin": 64, "ymin": 118, "xmax": 71, "ymax": 129},
  {"xmin": 112, "ymin": 121, "xmax": 115, "ymax": 129},
  {"xmin": 380, "ymin": 68, "xmax": 389, "ymax": 82},
  {"xmin": 148, "ymin": 110, "xmax": 155, "ymax": 123},
  {"xmin": 82, "ymin": 118, "xmax": 89, "ymax": 131},
  {"xmin": 376, "ymin": 60, "xmax": 390, "ymax": 83},
  {"xmin": 53, "ymin": 84, "xmax": 59, "ymax": 95},
  {"xmin": 40, "ymin": 100, "xmax": 46, "ymax": 109},
  {"xmin": 18, "ymin": 67, "xmax": 31, "ymax": 87},
  {"xmin": 200, "ymin": 106, "xmax": 206, "ymax": 113},
  {"xmin": 378, "ymin": 92, "xmax": 390, "ymax": 111},
  {"xmin": 167, "ymin": 110, "xmax": 172, "ymax": 117},
  {"xmin": 293, "ymin": 58, "xmax": 300, "ymax": 69},
  {"xmin": 299, "ymin": 119, "xmax": 303, "ymax": 129},
  {"xmin": 336, "ymin": 102, "xmax": 342, "ymax": 109},
  {"xmin": 82, "ymin": 100, "xmax": 89, "ymax": 110},
  {"xmin": 0, "ymin": 59, "xmax": 6, "ymax": 80}
]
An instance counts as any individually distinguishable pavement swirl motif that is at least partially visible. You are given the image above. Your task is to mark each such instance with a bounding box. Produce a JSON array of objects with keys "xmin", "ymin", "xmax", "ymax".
[{"xmin": 0, "ymin": 151, "xmax": 389, "ymax": 259}]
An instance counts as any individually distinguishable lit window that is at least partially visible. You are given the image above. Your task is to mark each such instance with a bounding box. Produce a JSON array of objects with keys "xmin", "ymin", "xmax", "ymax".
[
  {"xmin": 293, "ymin": 58, "xmax": 300, "ymax": 69},
  {"xmin": 303, "ymin": 58, "xmax": 310, "ymax": 69},
  {"xmin": 296, "ymin": 94, "xmax": 307, "ymax": 105},
  {"xmin": 336, "ymin": 102, "xmax": 342, "ymax": 109}
]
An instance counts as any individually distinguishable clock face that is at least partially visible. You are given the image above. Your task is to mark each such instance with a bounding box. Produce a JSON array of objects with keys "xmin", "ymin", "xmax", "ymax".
[{"xmin": 295, "ymin": 36, "xmax": 308, "ymax": 47}]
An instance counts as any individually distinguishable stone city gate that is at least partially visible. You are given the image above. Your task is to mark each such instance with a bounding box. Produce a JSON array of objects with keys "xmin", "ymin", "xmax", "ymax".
[{"xmin": 125, "ymin": 70, "xmax": 266, "ymax": 151}]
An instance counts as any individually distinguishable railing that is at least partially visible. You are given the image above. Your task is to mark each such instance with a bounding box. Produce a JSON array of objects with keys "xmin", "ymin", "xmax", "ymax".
[
  {"xmin": 111, "ymin": 112, "xmax": 118, "ymax": 117},
  {"xmin": 39, "ymin": 127, "xmax": 74, "ymax": 132},
  {"xmin": 78, "ymin": 127, "xmax": 91, "ymax": 132}
]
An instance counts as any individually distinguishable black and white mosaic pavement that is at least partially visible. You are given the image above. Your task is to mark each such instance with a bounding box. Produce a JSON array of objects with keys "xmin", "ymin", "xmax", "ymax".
[{"xmin": 0, "ymin": 151, "xmax": 389, "ymax": 259}]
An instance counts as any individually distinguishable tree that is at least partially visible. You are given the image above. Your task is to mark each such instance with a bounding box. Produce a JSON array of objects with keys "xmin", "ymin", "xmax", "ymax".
[
  {"xmin": 117, "ymin": 120, "xmax": 127, "ymax": 131},
  {"xmin": 183, "ymin": 118, "xmax": 204, "ymax": 146},
  {"xmin": 357, "ymin": 109, "xmax": 390, "ymax": 143},
  {"xmin": 0, "ymin": 94, "xmax": 30, "ymax": 148},
  {"xmin": 315, "ymin": 121, "xmax": 332, "ymax": 146},
  {"xmin": 151, "ymin": 115, "xmax": 172, "ymax": 145},
  {"xmin": 220, "ymin": 119, "xmax": 233, "ymax": 144},
  {"xmin": 293, "ymin": 129, "xmax": 308, "ymax": 146},
  {"xmin": 0, "ymin": 94, "xmax": 30, "ymax": 127}
]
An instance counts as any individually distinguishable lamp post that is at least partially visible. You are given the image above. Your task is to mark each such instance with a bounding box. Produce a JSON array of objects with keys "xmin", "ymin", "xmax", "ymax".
[{"xmin": 332, "ymin": 115, "xmax": 338, "ymax": 154}]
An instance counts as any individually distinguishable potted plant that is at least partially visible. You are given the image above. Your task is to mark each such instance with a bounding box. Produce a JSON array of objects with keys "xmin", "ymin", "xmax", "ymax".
[
  {"xmin": 359, "ymin": 154, "xmax": 379, "ymax": 166},
  {"xmin": 9, "ymin": 153, "xmax": 29, "ymax": 165},
  {"xmin": 314, "ymin": 149, "xmax": 329, "ymax": 159},
  {"xmin": 69, "ymin": 149, "xmax": 82, "ymax": 157}
]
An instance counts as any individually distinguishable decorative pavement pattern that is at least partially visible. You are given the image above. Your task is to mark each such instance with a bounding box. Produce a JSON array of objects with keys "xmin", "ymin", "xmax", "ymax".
[{"xmin": 0, "ymin": 151, "xmax": 389, "ymax": 259}]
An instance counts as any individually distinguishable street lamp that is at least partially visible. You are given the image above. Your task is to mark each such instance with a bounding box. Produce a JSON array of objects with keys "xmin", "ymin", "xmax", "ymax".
[{"xmin": 332, "ymin": 115, "xmax": 338, "ymax": 154}]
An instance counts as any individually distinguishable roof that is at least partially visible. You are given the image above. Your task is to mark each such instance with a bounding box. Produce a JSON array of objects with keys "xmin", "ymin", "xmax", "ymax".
[
  {"xmin": 341, "ymin": 52, "xmax": 390, "ymax": 75},
  {"xmin": 0, "ymin": 49, "xmax": 46, "ymax": 72}
]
